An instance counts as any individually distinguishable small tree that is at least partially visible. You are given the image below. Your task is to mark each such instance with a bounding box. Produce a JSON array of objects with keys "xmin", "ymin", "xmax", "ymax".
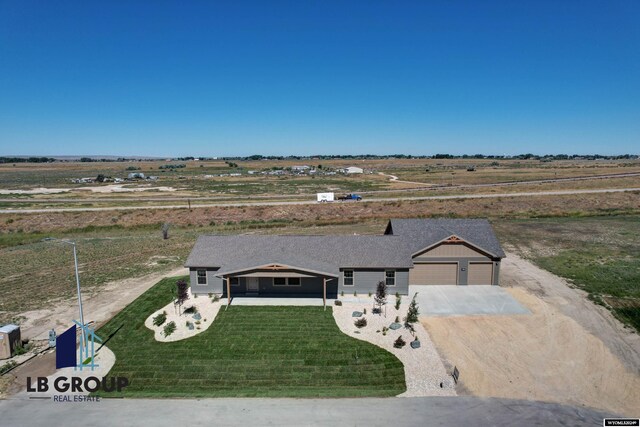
[
  {"xmin": 175, "ymin": 280, "xmax": 189, "ymax": 315},
  {"xmin": 404, "ymin": 293, "xmax": 419, "ymax": 335},
  {"xmin": 374, "ymin": 280, "xmax": 387, "ymax": 317},
  {"xmin": 162, "ymin": 223, "xmax": 170, "ymax": 240}
]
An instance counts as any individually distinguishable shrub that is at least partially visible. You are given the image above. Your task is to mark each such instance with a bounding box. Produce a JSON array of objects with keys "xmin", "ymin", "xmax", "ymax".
[
  {"xmin": 0, "ymin": 361, "xmax": 17, "ymax": 375},
  {"xmin": 394, "ymin": 336, "xmax": 406, "ymax": 348},
  {"xmin": 354, "ymin": 317, "xmax": 367, "ymax": 328},
  {"xmin": 353, "ymin": 291, "xmax": 357, "ymax": 296},
  {"xmin": 334, "ymin": 300, "xmax": 343, "ymax": 306},
  {"xmin": 153, "ymin": 311, "xmax": 167, "ymax": 326},
  {"xmin": 340, "ymin": 291, "xmax": 344, "ymax": 297},
  {"xmin": 183, "ymin": 306, "xmax": 198, "ymax": 314},
  {"xmin": 395, "ymin": 316, "xmax": 400, "ymax": 323},
  {"xmin": 163, "ymin": 321, "xmax": 176, "ymax": 337},
  {"xmin": 395, "ymin": 294, "xmax": 401, "ymax": 310},
  {"xmin": 13, "ymin": 341, "xmax": 31, "ymax": 356},
  {"xmin": 368, "ymin": 292, "xmax": 372, "ymax": 297},
  {"xmin": 363, "ymin": 308, "xmax": 367, "ymax": 314},
  {"xmin": 212, "ymin": 294, "xmax": 220, "ymax": 302}
]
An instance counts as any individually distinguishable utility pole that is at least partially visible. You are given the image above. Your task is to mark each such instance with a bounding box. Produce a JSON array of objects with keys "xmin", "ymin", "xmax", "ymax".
[{"xmin": 43, "ymin": 238, "xmax": 86, "ymax": 346}]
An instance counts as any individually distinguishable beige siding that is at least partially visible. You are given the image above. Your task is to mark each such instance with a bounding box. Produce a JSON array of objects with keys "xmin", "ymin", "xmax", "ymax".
[
  {"xmin": 468, "ymin": 262, "xmax": 493, "ymax": 285},
  {"xmin": 414, "ymin": 243, "xmax": 489, "ymax": 259},
  {"xmin": 410, "ymin": 263, "xmax": 458, "ymax": 285}
]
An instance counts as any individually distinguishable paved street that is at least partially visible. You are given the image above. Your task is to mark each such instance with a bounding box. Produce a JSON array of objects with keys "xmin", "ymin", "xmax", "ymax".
[
  {"xmin": 0, "ymin": 396, "xmax": 614, "ymax": 426},
  {"xmin": 1, "ymin": 187, "xmax": 638, "ymax": 213}
]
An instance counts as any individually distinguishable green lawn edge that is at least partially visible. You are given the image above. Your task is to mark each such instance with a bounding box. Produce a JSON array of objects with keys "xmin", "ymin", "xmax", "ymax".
[{"xmin": 96, "ymin": 276, "xmax": 406, "ymax": 398}]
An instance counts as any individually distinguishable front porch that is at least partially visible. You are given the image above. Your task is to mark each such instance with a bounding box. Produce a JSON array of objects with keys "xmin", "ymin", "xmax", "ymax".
[{"xmin": 218, "ymin": 263, "xmax": 339, "ymax": 308}]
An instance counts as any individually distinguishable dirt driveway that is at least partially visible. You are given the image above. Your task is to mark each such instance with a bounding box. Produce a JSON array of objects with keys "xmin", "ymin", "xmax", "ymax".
[
  {"xmin": 17, "ymin": 266, "xmax": 188, "ymax": 341},
  {"xmin": 421, "ymin": 252, "xmax": 640, "ymax": 417}
]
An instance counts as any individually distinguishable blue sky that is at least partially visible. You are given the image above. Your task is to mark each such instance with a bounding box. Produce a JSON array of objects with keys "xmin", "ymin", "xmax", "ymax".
[{"xmin": 0, "ymin": 1, "xmax": 638, "ymax": 156}]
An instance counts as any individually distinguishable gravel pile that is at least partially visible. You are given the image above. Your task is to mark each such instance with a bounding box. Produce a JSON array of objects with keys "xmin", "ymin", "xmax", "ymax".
[{"xmin": 333, "ymin": 296, "xmax": 456, "ymax": 397}]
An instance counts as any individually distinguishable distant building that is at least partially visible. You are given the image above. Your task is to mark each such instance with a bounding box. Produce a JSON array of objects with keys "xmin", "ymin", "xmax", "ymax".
[
  {"xmin": 128, "ymin": 172, "xmax": 145, "ymax": 179},
  {"xmin": 292, "ymin": 165, "xmax": 310, "ymax": 171},
  {"xmin": 344, "ymin": 166, "xmax": 363, "ymax": 174}
]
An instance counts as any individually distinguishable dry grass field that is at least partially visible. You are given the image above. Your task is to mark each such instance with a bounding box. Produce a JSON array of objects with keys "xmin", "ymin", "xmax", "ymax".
[{"xmin": 1, "ymin": 158, "xmax": 639, "ymax": 334}]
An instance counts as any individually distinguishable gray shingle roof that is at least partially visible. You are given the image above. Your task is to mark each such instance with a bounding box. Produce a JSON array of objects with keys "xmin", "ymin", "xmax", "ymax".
[
  {"xmin": 185, "ymin": 235, "xmax": 415, "ymax": 276},
  {"xmin": 386, "ymin": 218, "xmax": 505, "ymax": 258}
]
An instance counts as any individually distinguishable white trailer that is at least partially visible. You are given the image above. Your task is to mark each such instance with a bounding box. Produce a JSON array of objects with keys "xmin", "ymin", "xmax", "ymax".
[{"xmin": 316, "ymin": 192, "xmax": 335, "ymax": 202}]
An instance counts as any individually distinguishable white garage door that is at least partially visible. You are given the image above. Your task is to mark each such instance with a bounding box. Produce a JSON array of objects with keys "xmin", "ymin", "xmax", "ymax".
[
  {"xmin": 410, "ymin": 263, "xmax": 458, "ymax": 285},
  {"xmin": 468, "ymin": 262, "xmax": 493, "ymax": 285}
]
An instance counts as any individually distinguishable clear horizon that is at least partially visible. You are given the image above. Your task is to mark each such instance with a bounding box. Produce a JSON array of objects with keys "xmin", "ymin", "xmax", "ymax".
[{"xmin": 1, "ymin": 1, "xmax": 638, "ymax": 157}]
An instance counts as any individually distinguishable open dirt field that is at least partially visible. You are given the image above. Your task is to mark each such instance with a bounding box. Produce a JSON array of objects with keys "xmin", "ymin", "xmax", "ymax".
[
  {"xmin": 421, "ymin": 253, "xmax": 640, "ymax": 416},
  {"xmin": 16, "ymin": 266, "xmax": 188, "ymax": 341}
]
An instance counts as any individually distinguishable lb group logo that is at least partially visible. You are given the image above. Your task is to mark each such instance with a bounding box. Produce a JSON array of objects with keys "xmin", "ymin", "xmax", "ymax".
[{"xmin": 27, "ymin": 320, "xmax": 128, "ymax": 401}]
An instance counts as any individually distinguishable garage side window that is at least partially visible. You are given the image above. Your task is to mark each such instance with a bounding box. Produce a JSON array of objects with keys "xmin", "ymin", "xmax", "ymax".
[
  {"xmin": 197, "ymin": 269, "xmax": 207, "ymax": 285},
  {"xmin": 385, "ymin": 270, "xmax": 396, "ymax": 287},
  {"xmin": 343, "ymin": 270, "xmax": 354, "ymax": 286}
]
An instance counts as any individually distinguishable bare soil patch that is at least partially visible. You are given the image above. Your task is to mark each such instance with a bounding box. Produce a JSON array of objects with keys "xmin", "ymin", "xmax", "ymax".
[{"xmin": 421, "ymin": 254, "xmax": 640, "ymax": 416}]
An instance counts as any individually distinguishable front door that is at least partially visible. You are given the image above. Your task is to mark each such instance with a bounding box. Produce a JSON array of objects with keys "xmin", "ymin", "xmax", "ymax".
[{"xmin": 247, "ymin": 277, "xmax": 259, "ymax": 293}]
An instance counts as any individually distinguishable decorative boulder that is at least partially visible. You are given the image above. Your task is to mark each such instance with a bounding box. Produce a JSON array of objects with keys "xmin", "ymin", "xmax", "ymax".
[
  {"xmin": 187, "ymin": 322, "xmax": 195, "ymax": 330},
  {"xmin": 352, "ymin": 311, "xmax": 363, "ymax": 317},
  {"xmin": 389, "ymin": 322, "xmax": 402, "ymax": 330},
  {"xmin": 193, "ymin": 313, "xmax": 202, "ymax": 320},
  {"xmin": 410, "ymin": 340, "xmax": 421, "ymax": 349}
]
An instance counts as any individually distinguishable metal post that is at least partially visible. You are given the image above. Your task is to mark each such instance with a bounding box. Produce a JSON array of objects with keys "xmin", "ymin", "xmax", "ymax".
[
  {"xmin": 72, "ymin": 244, "xmax": 87, "ymax": 347},
  {"xmin": 323, "ymin": 278, "xmax": 327, "ymax": 311}
]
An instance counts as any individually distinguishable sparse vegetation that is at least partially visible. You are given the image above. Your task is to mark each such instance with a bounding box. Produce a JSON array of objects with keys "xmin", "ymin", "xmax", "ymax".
[
  {"xmin": 354, "ymin": 317, "xmax": 367, "ymax": 328},
  {"xmin": 496, "ymin": 216, "xmax": 640, "ymax": 332},
  {"xmin": 153, "ymin": 311, "xmax": 167, "ymax": 326},
  {"xmin": 163, "ymin": 321, "xmax": 176, "ymax": 337}
]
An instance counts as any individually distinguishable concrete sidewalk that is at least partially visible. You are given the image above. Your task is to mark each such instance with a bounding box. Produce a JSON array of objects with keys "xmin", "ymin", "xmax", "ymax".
[
  {"xmin": 223, "ymin": 297, "xmax": 327, "ymax": 306},
  {"xmin": 410, "ymin": 285, "xmax": 530, "ymax": 316}
]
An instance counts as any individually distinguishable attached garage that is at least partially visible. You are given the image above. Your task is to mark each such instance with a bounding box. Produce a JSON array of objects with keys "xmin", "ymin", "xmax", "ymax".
[
  {"xmin": 410, "ymin": 262, "xmax": 458, "ymax": 285},
  {"xmin": 468, "ymin": 262, "xmax": 493, "ymax": 285}
]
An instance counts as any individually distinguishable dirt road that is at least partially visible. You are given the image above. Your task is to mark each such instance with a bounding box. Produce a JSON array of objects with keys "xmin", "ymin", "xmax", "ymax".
[
  {"xmin": 17, "ymin": 266, "xmax": 188, "ymax": 341},
  {"xmin": 421, "ymin": 252, "xmax": 640, "ymax": 417},
  {"xmin": 1, "ymin": 187, "xmax": 638, "ymax": 213}
]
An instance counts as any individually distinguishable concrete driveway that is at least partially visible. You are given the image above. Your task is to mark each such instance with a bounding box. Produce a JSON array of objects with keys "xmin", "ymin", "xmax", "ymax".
[{"xmin": 409, "ymin": 285, "xmax": 529, "ymax": 316}]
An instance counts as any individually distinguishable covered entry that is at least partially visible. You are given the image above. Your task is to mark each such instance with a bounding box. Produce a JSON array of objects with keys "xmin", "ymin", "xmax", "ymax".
[{"xmin": 219, "ymin": 263, "xmax": 338, "ymax": 307}]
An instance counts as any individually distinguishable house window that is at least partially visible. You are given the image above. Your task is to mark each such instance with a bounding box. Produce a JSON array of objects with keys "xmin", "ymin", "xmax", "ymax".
[
  {"xmin": 230, "ymin": 277, "xmax": 239, "ymax": 286},
  {"xmin": 288, "ymin": 277, "xmax": 301, "ymax": 286},
  {"xmin": 273, "ymin": 277, "xmax": 300, "ymax": 286},
  {"xmin": 385, "ymin": 270, "xmax": 396, "ymax": 287},
  {"xmin": 343, "ymin": 270, "xmax": 354, "ymax": 286},
  {"xmin": 197, "ymin": 270, "xmax": 207, "ymax": 285}
]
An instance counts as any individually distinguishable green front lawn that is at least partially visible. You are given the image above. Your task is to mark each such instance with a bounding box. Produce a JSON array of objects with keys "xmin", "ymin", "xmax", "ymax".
[{"xmin": 96, "ymin": 276, "xmax": 405, "ymax": 397}]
